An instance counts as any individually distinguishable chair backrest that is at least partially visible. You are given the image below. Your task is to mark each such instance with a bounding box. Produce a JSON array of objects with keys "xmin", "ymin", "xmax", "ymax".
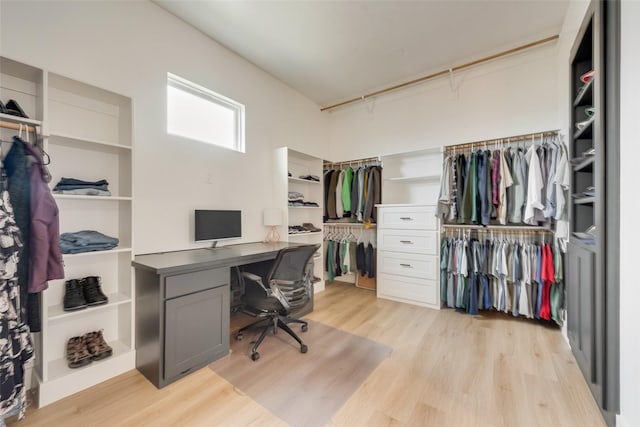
[{"xmin": 267, "ymin": 244, "xmax": 320, "ymax": 311}]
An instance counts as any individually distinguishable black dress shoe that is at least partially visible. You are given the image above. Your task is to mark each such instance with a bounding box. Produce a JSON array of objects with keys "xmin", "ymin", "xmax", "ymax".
[{"xmin": 5, "ymin": 99, "xmax": 28, "ymax": 118}]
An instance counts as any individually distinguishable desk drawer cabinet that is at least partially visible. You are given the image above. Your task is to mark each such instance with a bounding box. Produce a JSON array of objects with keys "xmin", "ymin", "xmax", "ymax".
[
  {"xmin": 376, "ymin": 205, "xmax": 440, "ymax": 310},
  {"xmin": 135, "ymin": 266, "xmax": 230, "ymax": 389}
]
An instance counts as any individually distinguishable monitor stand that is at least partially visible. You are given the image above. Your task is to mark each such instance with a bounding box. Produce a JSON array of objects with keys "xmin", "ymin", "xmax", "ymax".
[{"xmin": 206, "ymin": 241, "xmax": 229, "ymax": 250}]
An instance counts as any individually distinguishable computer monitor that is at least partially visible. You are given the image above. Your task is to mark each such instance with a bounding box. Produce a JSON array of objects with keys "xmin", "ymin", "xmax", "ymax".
[{"xmin": 194, "ymin": 210, "xmax": 242, "ymax": 247}]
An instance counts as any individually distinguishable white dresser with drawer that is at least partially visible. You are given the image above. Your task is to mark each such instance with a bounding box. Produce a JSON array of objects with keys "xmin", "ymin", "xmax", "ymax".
[{"xmin": 376, "ymin": 204, "xmax": 440, "ymax": 309}]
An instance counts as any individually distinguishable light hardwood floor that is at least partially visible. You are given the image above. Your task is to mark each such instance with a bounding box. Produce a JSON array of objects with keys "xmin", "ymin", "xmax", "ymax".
[{"xmin": 11, "ymin": 282, "xmax": 605, "ymax": 427}]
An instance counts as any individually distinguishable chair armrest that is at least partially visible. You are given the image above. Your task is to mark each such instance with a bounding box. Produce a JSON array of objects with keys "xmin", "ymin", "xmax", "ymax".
[{"xmin": 242, "ymin": 271, "xmax": 270, "ymax": 292}]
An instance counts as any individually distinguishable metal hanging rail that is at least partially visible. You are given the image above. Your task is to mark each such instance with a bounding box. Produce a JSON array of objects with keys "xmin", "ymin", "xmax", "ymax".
[
  {"xmin": 323, "ymin": 155, "xmax": 381, "ymax": 168},
  {"xmin": 320, "ymin": 34, "xmax": 559, "ymax": 112},
  {"xmin": 443, "ymin": 129, "xmax": 561, "ymax": 153}
]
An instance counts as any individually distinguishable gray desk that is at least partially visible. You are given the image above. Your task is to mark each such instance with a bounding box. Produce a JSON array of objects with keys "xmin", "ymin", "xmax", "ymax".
[{"xmin": 132, "ymin": 241, "xmax": 304, "ymax": 388}]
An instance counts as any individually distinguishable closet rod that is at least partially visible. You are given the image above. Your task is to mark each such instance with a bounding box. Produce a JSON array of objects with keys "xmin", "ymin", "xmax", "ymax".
[
  {"xmin": 320, "ymin": 34, "xmax": 559, "ymax": 112},
  {"xmin": 443, "ymin": 129, "xmax": 560, "ymax": 152},
  {"xmin": 0, "ymin": 120, "xmax": 37, "ymax": 133},
  {"xmin": 324, "ymin": 222, "xmax": 375, "ymax": 227},
  {"xmin": 442, "ymin": 224, "xmax": 553, "ymax": 233},
  {"xmin": 323, "ymin": 155, "xmax": 380, "ymax": 167}
]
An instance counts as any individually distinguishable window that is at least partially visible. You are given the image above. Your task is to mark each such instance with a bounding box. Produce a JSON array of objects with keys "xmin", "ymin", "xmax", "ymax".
[{"xmin": 167, "ymin": 73, "xmax": 245, "ymax": 152}]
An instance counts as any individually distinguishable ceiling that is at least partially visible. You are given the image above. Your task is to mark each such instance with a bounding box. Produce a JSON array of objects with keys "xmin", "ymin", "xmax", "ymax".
[{"xmin": 154, "ymin": 0, "xmax": 570, "ymax": 108}]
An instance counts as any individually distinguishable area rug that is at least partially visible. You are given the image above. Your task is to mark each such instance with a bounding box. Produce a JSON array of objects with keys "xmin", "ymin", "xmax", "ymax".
[{"xmin": 209, "ymin": 319, "xmax": 391, "ymax": 427}]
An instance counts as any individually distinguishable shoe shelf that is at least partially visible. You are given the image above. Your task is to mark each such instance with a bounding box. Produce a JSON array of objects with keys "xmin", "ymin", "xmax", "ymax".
[
  {"xmin": 288, "ymin": 205, "xmax": 321, "ymax": 209},
  {"xmin": 48, "ymin": 293, "xmax": 132, "ymax": 322},
  {"xmin": 46, "ymin": 339, "xmax": 132, "ymax": 382}
]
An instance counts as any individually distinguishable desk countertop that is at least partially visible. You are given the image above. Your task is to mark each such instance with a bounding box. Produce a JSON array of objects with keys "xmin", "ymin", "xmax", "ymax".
[{"xmin": 132, "ymin": 241, "xmax": 304, "ymax": 275}]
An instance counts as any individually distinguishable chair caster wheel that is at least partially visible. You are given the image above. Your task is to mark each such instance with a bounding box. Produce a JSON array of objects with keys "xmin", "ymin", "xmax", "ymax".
[
  {"xmin": 236, "ymin": 333, "xmax": 243, "ymax": 341},
  {"xmin": 301, "ymin": 324, "xmax": 308, "ymax": 332},
  {"xmin": 300, "ymin": 344, "xmax": 308, "ymax": 354},
  {"xmin": 251, "ymin": 352, "xmax": 260, "ymax": 361}
]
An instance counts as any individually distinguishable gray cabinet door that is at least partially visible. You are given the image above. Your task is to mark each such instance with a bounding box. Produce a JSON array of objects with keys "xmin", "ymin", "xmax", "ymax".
[
  {"xmin": 567, "ymin": 242, "xmax": 603, "ymax": 406},
  {"xmin": 164, "ymin": 285, "xmax": 230, "ymax": 381}
]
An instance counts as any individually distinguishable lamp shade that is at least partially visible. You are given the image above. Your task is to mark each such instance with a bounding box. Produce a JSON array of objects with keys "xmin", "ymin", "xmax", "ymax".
[{"xmin": 263, "ymin": 208, "xmax": 282, "ymax": 226}]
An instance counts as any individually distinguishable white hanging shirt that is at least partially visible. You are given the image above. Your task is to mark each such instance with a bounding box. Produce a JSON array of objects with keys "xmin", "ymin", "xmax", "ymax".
[{"xmin": 524, "ymin": 145, "xmax": 545, "ymax": 224}]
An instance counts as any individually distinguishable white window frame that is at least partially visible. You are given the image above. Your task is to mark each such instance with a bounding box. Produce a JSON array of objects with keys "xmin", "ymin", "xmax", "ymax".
[{"xmin": 167, "ymin": 72, "xmax": 245, "ymax": 153}]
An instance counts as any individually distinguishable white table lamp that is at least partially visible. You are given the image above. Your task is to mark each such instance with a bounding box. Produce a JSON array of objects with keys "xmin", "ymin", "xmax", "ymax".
[{"xmin": 263, "ymin": 208, "xmax": 282, "ymax": 242}]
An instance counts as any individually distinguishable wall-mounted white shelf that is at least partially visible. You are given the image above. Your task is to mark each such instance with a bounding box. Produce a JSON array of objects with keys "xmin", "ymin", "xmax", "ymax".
[
  {"xmin": 48, "ymin": 294, "xmax": 132, "ymax": 322},
  {"xmin": 288, "ymin": 205, "xmax": 321, "ymax": 209},
  {"xmin": 384, "ymin": 174, "xmax": 441, "ymax": 182},
  {"xmin": 49, "ymin": 133, "xmax": 132, "ymax": 151},
  {"xmin": 0, "ymin": 112, "xmax": 43, "ymax": 126},
  {"xmin": 288, "ymin": 177, "xmax": 321, "ymax": 185}
]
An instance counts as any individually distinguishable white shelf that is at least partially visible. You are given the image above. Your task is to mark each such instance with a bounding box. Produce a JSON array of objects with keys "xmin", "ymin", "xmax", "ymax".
[
  {"xmin": 288, "ymin": 231, "xmax": 322, "ymax": 237},
  {"xmin": 47, "ymin": 340, "xmax": 132, "ymax": 381},
  {"xmin": 384, "ymin": 174, "xmax": 440, "ymax": 182},
  {"xmin": 54, "ymin": 194, "xmax": 132, "ymax": 201},
  {"xmin": 48, "ymin": 293, "xmax": 132, "ymax": 322},
  {"xmin": 288, "ymin": 205, "xmax": 321, "ymax": 209},
  {"xmin": 0, "ymin": 112, "xmax": 43, "ymax": 126},
  {"xmin": 288, "ymin": 177, "xmax": 320, "ymax": 185},
  {"xmin": 62, "ymin": 247, "xmax": 133, "ymax": 258},
  {"xmin": 49, "ymin": 133, "xmax": 132, "ymax": 151}
]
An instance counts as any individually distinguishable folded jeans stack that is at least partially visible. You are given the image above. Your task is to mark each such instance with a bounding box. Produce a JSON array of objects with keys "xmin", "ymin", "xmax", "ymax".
[
  {"xmin": 53, "ymin": 177, "xmax": 112, "ymax": 196},
  {"xmin": 60, "ymin": 230, "xmax": 119, "ymax": 254}
]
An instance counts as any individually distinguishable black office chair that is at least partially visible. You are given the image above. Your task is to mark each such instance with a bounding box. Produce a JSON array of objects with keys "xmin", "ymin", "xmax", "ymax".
[{"xmin": 236, "ymin": 244, "xmax": 319, "ymax": 361}]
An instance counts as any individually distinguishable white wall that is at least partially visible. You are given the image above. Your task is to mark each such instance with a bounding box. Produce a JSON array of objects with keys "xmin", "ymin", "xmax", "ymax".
[
  {"xmin": 326, "ymin": 40, "xmax": 562, "ymax": 161},
  {"xmin": 0, "ymin": 0, "xmax": 329, "ymax": 254},
  {"xmin": 618, "ymin": 2, "xmax": 640, "ymax": 427}
]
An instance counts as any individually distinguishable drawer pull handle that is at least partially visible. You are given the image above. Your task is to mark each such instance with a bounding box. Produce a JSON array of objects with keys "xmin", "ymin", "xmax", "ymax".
[
  {"xmin": 400, "ymin": 240, "xmax": 413, "ymax": 244},
  {"xmin": 400, "ymin": 263, "xmax": 413, "ymax": 268},
  {"xmin": 400, "ymin": 217, "xmax": 413, "ymax": 221}
]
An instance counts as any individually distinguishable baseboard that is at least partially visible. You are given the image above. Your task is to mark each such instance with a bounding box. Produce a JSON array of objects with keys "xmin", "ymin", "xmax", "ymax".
[{"xmin": 617, "ymin": 414, "xmax": 631, "ymax": 427}]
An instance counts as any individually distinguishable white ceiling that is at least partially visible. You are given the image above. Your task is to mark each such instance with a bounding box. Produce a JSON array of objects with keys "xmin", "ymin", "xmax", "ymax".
[{"xmin": 154, "ymin": 0, "xmax": 569, "ymax": 108}]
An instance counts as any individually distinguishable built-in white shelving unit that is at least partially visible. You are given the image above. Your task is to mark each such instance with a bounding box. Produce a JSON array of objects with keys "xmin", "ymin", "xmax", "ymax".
[
  {"xmin": 275, "ymin": 147, "xmax": 324, "ymax": 292},
  {"xmin": 1, "ymin": 56, "xmax": 135, "ymax": 407}
]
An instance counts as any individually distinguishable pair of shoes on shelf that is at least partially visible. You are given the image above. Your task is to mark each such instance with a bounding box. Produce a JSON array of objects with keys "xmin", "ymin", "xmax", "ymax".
[
  {"xmin": 0, "ymin": 99, "xmax": 28, "ymax": 118},
  {"xmin": 66, "ymin": 330, "xmax": 113, "ymax": 368},
  {"xmin": 299, "ymin": 174, "xmax": 320, "ymax": 182},
  {"xmin": 288, "ymin": 225, "xmax": 310, "ymax": 234},
  {"xmin": 301, "ymin": 223, "xmax": 321, "ymax": 232},
  {"xmin": 63, "ymin": 276, "xmax": 108, "ymax": 311}
]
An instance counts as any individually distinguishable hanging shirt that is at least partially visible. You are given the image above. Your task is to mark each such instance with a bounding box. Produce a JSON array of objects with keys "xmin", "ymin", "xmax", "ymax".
[
  {"xmin": 350, "ymin": 168, "xmax": 360, "ymax": 219},
  {"xmin": 518, "ymin": 244, "xmax": 530, "ymax": 318},
  {"xmin": 335, "ymin": 170, "xmax": 344, "ymax": 218},
  {"xmin": 524, "ymin": 145, "xmax": 544, "ymax": 224},
  {"xmin": 497, "ymin": 149, "xmax": 513, "ymax": 225},
  {"xmin": 508, "ymin": 150, "xmax": 525, "ymax": 223},
  {"xmin": 437, "ymin": 156, "xmax": 453, "ymax": 220},
  {"xmin": 440, "ymin": 239, "xmax": 449, "ymax": 304},
  {"xmin": 470, "ymin": 153, "xmax": 478, "ymax": 223},
  {"xmin": 341, "ymin": 167, "xmax": 354, "ymax": 214},
  {"xmin": 543, "ymin": 141, "xmax": 558, "ymax": 219},
  {"xmin": 554, "ymin": 141, "xmax": 571, "ymax": 252}
]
